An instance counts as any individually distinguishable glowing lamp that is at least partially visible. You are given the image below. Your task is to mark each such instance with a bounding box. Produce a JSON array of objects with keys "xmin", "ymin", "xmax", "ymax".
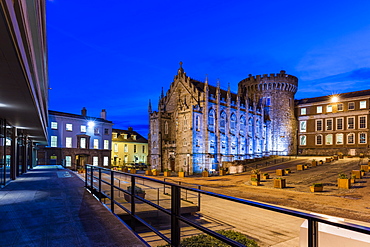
[
  {"xmin": 88, "ymin": 121, "xmax": 95, "ymax": 127},
  {"xmin": 331, "ymin": 96, "xmax": 339, "ymax": 103}
]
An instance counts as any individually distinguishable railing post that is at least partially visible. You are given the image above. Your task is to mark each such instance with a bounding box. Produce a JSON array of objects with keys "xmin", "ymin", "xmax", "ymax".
[
  {"xmin": 84, "ymin": 164, "xmax": 87, "ymax": 188},
  {"xmin": 171, "ymin": 185, "xmax": 181, "ymax": 247},
  {"xmin": 111, "ymin": 169, "xmax": 114, "ymax": 213},
  {"xmin": 98, "ymin": 168, "xmax": 102, "ymax": 202},
  {"xmin": 131, "ymin": 175, "xmax": 136, "ymax": 215},
  {"xmin": 198, "ymin": 185, "xmax": 201, "ymax": 211},
  {"xmin": 90, "ymin": 166, "xmax": 93, "ymax": 190},
  {"xmin": 163, "ymin": 178, "xmax": 166, "ymax": 195},
  {"xmin": 308, "ymin": 218, "xmax": 318, "ymax": 247}
]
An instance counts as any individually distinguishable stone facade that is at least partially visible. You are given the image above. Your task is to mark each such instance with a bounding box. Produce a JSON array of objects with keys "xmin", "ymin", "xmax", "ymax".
[{"xmin": 149, "ymin": 64, "xmax": 298, "ymax": 174}]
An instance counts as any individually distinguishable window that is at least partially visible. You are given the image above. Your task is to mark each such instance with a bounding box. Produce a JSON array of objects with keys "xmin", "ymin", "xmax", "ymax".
[
  {"xmin": 114, "ymin": 143, "xmax": 118, "ymax": 152},
  {"xmin": 326, "ymin": 119, "xmax": 333, "ymax": 131},
  {"xmin": 134, "ymin": 145, "xmax": 137, "ymax": 153},
  {"xmin": 66, "ymin": 137, "xmax": 72, "ymax": 148},
  {"xmin": 348, "ymin": 102, "xmax": 355, "ymax": 110},
  {"xmin": 183, "ymin": 138, "xmax": 187, "ymax": 146},
  {"xmin": 65, "ymin": 156, "xmax": 71, "ymax": 167},
  {"xmin": 347, "ymin": 133, "xmax": 355, "ymax": 144},
  {"xmin": 300, "ymin": 121, "xmax": 307, "ymax": 132},
  {"xmin": 359, "ymin": 116, "xmax": 367, "ymax": 129},
  {"xmin": 316, "ymin": 135, "xmax": 323, "ymax": 145},
  {"xmin": 359, "ymin": 133, "xmax": 367, "ymax": 144},
  {"xmin": 326, "ymin": 134, "xmax": 333, "ymax": 145},
  {"xmin": 326, "ymin": 105, "xmax": 332, "ymax": 113},
  {"xmin": 336, "ymin": 134, "xmax": 343, "ymax": 145},
  {"xmin": 104, "ymin": 140, "xmax": 109, "ymax": 149},
  {"xmin": 93, "ymin": 156, "xmax": 98, "ymax": 166},
  {"xmin": 183, "ymin": 115, "xmax": 187, "ymax": 131},
  {"xmin": 66, "ymin": 124, "xmax": 72, "ymax": 131},
  {"xmin": 266, "ymin": 97, "xmax": 271, "ymax": 106},
  {"xmin": 300, "ymin": 135, "xmax": 306, "ymax": 146},
  {"xmin": 51, "ymin": 122, "xmax": 58, "ymax": 130},
  {"xmin": 104, "ymin": 128, "xmax": 109, "ymax": 135},
  {"xmin": 347, "ymin": 117, "xmax": 355, "ymax": 129},
  {"xmin": 336, "ymin": 118, "xmax": 343, "ymax": 130},
  {"xmin": 220, "ymin": 112, "xmax": 226, "ymax": 132},
  {"xmin": 165, "ymin": 121, "xmax": 168, "ymax": 134},
  {"xmin": 196, "ymin": 116, "xmax": 200, "ymax": 131},
  {"xmin": 81, "ymin": 125, "xmax": 86, "ymax": 132},
  {"xmin": 196, "ymin": 139, "xmax": 200, "ymax": 147},
  {"xmin": 221, "ymin": 141, "xmax": 226, "ymax": 149},
  {"xmin": 360, "ymin": 100, "xmax": 367, "ymax": 109},
  {"xmin": 80, "ymin": 137, "xmax": 86, "ymax": 148},
  {"xmin": 51, "ymin": 136, "xmax": 57, "ymax": 147},
  {"xmin": 103, "ymin": 156, "xmax": 109, "ymax": 166},
  {"xmin": 317, "ymin": 106, "xmax": 322, "ymax": 113},
  {"xmin": 240, "ymin": 116, "xmax": 245, "ymax": 135},
  {"xmin": 93, "ymin": 139, "xmax": 99, "ymax": 149},
  {"xmin": 230, "ymin": 114, "xmax": 236, "ymax": 132},
  {"xmin": 300, "ymin": 108, "xmax": 306, "ymax": 115},
  {"xmin": 94, "ymin": 127, "xmax": 100, "ymax": 135},
  {"xmin": 337, "ymin": 103, "xmax": 343, "ymax": 111},
  {"xmin": 316, "ymin": 119, "xmax": 323, "ymax": 131},
  {"xmin": 124, "ymin": 144, "xmax": 128, "ymax": 152},
  {"xmin": 142, "ymin": 145, "xmax": 145, "ymax": 153}
]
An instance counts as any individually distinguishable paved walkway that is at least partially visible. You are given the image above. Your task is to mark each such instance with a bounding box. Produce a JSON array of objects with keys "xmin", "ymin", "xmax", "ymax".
[{"xmin": 0, "ymin": 165, "xmax": 147, "ymax": 247}]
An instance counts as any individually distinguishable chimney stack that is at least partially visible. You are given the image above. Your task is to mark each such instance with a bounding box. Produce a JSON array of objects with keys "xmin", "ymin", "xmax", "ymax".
[
  {"xmin": 128, "ymin": 127, "xmax": 133, "ymax": 131},
  {"xmin": 81, "ymin": 107, "xmax": 87, "ymax": 116},
  {"xmin": 100, "ymin": 109, "xmax": 106, "ymax": 120}
]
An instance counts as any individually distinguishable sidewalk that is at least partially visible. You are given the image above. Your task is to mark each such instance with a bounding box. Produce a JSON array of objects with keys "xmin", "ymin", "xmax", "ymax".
[{"xmin": 0, "ymin": 165, "xmax": 147, "ymax": 247}]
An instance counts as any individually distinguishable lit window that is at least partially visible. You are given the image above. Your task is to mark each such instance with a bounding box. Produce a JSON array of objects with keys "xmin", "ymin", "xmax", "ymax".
[
  {"xmin": 208, "ymin": 109, "xmax": 215, "ymax": 131},
  {"xmin": 347, "ymin": 117, "xmax": 354, "ymax": 129},
  {"xmin": 326, "ymin": 105, "xmax": 332, "ymax": 113},
  {"xmin": 326, "ymin": 134, "xmax": 333, "ymax": 145},
  {"xmin": 94, "ymin": 127, "xmax": 100, "ymax": 135},
  {"xmin": 80, "ymin": 138, "xmax": 86, "ymax": 148},
  {"xmin": 51, "ymin": 136, "xmax": 57, "ymax": 147},
  {"xmin": 359, "ymin": 133, "xmax": 367, "ymax": 144},
  {"xmin": 317, "ymin": 106, "xmax": 322, "ymax": 113},
  {"xmin": 360, "ymin": 100, "xmax": 366, "ymax": 109},
  {"xmin": 93, "ymin": 156, "xmax": 98, "ymax": 166},
  {"xmin": 326, "ymin": 119, "xmax": 333, "ymax": 131},
  {"xmin": 220, "ymin": 112, "xmax": 226, "ymax": 132},
  {"xmin": 337, "ymin": 104, "xmax": 343, "ymax": 111},
  {"xmin": 93, "ymin": 139, "xmax": 99, "ymax": 149},
  {"xmin": 316, "ymin": 120, "xmax": 323, "ymax": 131},
  {"xmin": 336, "ymin": 134, "xmax": 343, "ymax": 145},
  {"xmin": 316, "ymin": 135, "xmax": 322, "ymax": 145},
  {"xmin": 66, "ymin": 124, "xmax": 73, "ymax": 131},
  {"xmin": 196, "ymin": 116, "xmax": 200, "ymax": 131},
  {"xmin": 230, "ymin": 114, "xmax": 236, "ymax": 132},
  {"xmin": 134, "ymin": 145, "xmax": 137, "ymax": 153},
  {"xmin": 66, "ymin": 137, "xmax": 72, "ymax": 148},
  {"xmin": 65, "ymin": 156, "xmax": 71, "ymax": 167},
  {"xmin": 51, "ymin": 122, "xmax": 58, "ymax": 129},
  {"xmin": 103, "ymin": 156, "xmax": 109, "ymax": 166},
  {"xmin": 347, "ymin": 133, "xmax": 355, "ymax": 144},
  {"xmin": 81, "ymin": 125, "xmax": 86, "ymax": 133},
  {"xmin": 300, "ymin": 121, "xmax": 306, "ymax": 132},
  {"xmin": 124, "ymin": 144, "xmax": 128, "ymax": 152},
  {"xmin": 114, "ymin": 143, "xmax": 118, "ymax": 152},
  {"xmin": 348, "ymin": 102, "xmax": 355, "ymax": 110},
  {"xmin": 104, "ymin": 140, "xmax": 109, "ymax": 149},
  {"xmin": 336, "ymin": 118, "xmax": 343, "ymax": 130},
  {"xmin": 300, "ymin": 135, "xmax": 306, "ymax": 145},
  {"xmin": 359, "ymin": 116, "xmax": 367, "ymax": 129},
  {"xmin": 300, "ymin": 108, "xmax": 306, "ymax": 115},
  {"xmin": 240, "ymin": 116, "xmax": 245, "ymax": 135}
]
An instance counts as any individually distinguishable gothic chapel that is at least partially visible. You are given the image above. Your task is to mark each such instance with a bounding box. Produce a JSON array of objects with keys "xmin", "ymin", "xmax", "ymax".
[{"xmin": 149, "ymin": 63, "xmax": 298, "ymax": 174}]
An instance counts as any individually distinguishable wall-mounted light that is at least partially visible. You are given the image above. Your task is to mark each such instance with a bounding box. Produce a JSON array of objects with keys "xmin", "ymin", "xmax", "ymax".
[
  {"xmin": 88, "ymin": 121, "xmax": 95, "ymax": 128},
  {"xmin": 331, "ymin": 96, "xmax": 339, "ymax": 103}
]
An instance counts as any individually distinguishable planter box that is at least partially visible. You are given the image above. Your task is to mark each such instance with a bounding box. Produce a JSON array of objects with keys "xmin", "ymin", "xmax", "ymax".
[
  {"xmin": 297, "ymin": 164, "xmax": 304, "ymax": 171},
  {"xmin": 130, "ymin": 169, "xmax": 136, "ymax": 174},
  {"xmin": 152, "ymin": 170, "xmax": 159, "ymax": 176},
  {"xmin": 312, "ymin": 161, "xmax": 318, "ymax": 167},
  {"xmin": 333, "ymin": 156, "xmax": 338, "ymax": 160},
  {"xmin": 351, "ymin": 178, "xmax": 356, "ymax": 184},
  {"xmin": 274, "ymin": 178, "xmax": 286, "ymax": 188},
  {"xmin": 122, "ymin": 168, "xmax": 128, "ymax": 173},
  {"xmin": 338, "ymin": 178, "xmax": 351, "ymax": 189},
  {"xmin": 310, "ymin": 186, "xmax": 323, "ymax": 192},
  {"xmin": 262, "ymin": 174, "xmax": 270, "ymax": 180},
  {"xmin": 347, "ymin": 155, "xmax": 353, "ymax": 158},
  {"xmin": 352, "ymin": 170, "xmax": 362, "ymax": 179},
  {"xmin": 219, "ymin": 170, "xmax": 226, "ymax": 176},
  {"xmin": 276, "ymin": 169, "xmax": 285, "ymax": 176},
  {"xmin": 326, "ymin": 158, "xmax": 331, "ymax": 163},
  {"xmin": 251, "ymin": 180, "xmax": 260, "ymax": 186},
  {"xmin": 339, "ymin": 154, "xmax": 344, "ymax": 159},
  {"xmin": 285, "ymin": 169, "xmax": 291, "ymax": 174},
  {"xmin": 145, "ymin": 170, "xmax": 152, "ymax": 176},
  {"xmin": 319, "ymin": 161, "xmax": 324, "ymax": 165},
  {"xmin": 361, "ymin": 165, "xmax": 369, "ymax": 172},
  {"xmin": 178, "ymin": 171, "xmax": 185, "ymax": 177},
  {"xmin": 124, "ymin": 193, "xmax": 145, "ymax": 203},
  {"xmin": 202, "ymin": 171, "xmax": 209, "ymax": 177},
  {"xmin": 164, "ymin": 171, "xmax": 171, "ymax": 177}
]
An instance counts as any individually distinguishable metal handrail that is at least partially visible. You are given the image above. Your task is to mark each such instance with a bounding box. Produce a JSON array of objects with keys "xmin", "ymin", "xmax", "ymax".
[{"xmin": 84, "ymin": 164, "xmax": 370, "ymax": 247}]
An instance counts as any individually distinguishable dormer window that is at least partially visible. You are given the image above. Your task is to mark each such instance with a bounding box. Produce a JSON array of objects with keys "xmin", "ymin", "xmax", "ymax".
[
  {"xmin": 123, "ymin": 134, "xmax": 128, "ymax": 139},
  {"xmin": 132, "ymin": 135, "xmax": 136, "ymax": 140}
]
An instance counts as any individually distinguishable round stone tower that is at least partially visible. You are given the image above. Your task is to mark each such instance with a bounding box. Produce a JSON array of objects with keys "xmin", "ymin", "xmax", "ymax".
[{"xmin": 238, "ymin": 70, "xmax": 298, "ymax": 155}]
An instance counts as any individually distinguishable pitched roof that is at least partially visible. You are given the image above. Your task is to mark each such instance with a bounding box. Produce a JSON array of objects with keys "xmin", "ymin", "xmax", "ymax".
[
  {"xmin": 296, "ymin": 89, "xmax": 370, "ymax": 104},
  {"xmin": 112, "ymin": 128, "xmax": 148, "ymax": 143},
  {"xmin": 49, "ymin": 110, "xmax": 113, "ymax": 123}
]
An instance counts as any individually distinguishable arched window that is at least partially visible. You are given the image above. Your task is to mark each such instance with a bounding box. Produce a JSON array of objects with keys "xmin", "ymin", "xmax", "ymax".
[
  {"xmin": 316, "ymin": 134, "xmax": 323, "ymax": 145},
  {"xmin": 300, "ymin": 135, "xmax": 306, "ymax": 146},
  {"xmin": 230, "ymin": 114, "xmax": 236, "ymax": 133},
  {"xmin": 239, "ymin": 115, "xmax": 245, "ymax": 135},
  {"xmin": 164, "ymin": 121, "xmax": 168, "ymax": 134},
  {"xmin": 183, "ymin": 115, "xmax": 187, "ymax": 130},
  {"xmin": 195, "ymin": 115, "xmax": 200, "ymax": 131},
  {"xmin": 347, "ymin": 133, "xmax": 355, "ymax": 144},
  {"xmin": 248, "ymin": 117, "xmax": 253, "ymax": 136},
  {"xmin": 220, "ymin": 111, "xmax": 227, "ymax": 132},
  {"xmin": 208, "ymin": 109, "xmax": 215, "ymax": 131}
]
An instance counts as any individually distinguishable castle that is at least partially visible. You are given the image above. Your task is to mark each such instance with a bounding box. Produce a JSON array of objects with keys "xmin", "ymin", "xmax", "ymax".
[{"xmin": 148, "ymin": 63, "xmax": 298, "ymax": 174}]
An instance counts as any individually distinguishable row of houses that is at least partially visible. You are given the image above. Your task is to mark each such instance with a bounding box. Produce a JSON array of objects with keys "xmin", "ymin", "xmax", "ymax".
[{"xmin": 37, "ymin": 108, "xmax": 148, "ymax": 170}]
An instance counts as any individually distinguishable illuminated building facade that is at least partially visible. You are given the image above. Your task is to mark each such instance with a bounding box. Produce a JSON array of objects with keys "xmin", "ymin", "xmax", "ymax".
[
  {"xmin": 111, "ymin": 128, "xmax": 148, "ymax": 166},
  {"xmin": 297, "ymin": 90, "xmax": 370, "ymax": 156},
  {"xmin": 38, "ymin": 108, "xmax": 113, "ymax": 170},
  {"xmin": 0, "ymin": 1, "xmax": 48, "ymax": 186},
  {"xmin": 149, "ymin": 63, "xmax": 298, "ymax": 174}
]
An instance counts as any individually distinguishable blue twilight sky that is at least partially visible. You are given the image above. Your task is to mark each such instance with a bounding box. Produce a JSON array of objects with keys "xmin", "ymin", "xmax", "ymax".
[{"xmin": 47, "ymin": 0, "xmax": 370, "ymax": 136}]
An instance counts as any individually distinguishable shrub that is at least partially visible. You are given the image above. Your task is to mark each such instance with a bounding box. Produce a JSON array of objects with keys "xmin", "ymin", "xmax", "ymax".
[
  {"xmin": 251, "ymin": 169, "xmax": 260, "ymax": 174},
  {"xmin": 251, "ymin": 177, "xmax": 260, "ymax": 182},
  {"xmin": 312, "ymin": 183, "xmax": 323, "ymax": 187},
  {"xmin": 338, "ymin": 173, "xmax": 348, "ymax": 179},
  {"xmin": 263, "ymin": 173, "xmax": 269, "ymax": 176},
  {"xmin": 127, "ymin": 186, "xmax": 145, "ymax": 195},
  {"xmin": 158, "ymin": 230, "xmax": 259, "ymax": 247}
]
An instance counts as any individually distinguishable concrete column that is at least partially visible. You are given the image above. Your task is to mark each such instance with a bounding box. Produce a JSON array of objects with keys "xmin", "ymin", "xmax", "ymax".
[{"xmin": 10, "ymin": 127, "xmax": 17, "ymax": 180}]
